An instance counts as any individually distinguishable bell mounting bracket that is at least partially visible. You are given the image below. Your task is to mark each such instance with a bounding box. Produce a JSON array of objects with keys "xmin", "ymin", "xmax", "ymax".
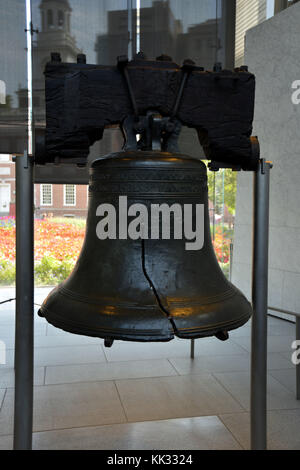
[{"xmin": 118, "ymin": 55, "xmax": 197, "ymax": 153}]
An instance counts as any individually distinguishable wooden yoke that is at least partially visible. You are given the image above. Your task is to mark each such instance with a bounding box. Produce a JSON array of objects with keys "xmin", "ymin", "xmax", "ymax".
[{"xmin": 36, "ymin": 53, "xmax": 259, "ymax": 171}]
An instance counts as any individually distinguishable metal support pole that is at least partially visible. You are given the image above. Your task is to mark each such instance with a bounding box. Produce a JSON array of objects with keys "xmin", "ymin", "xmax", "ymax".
[
  {"xmin": 13, "ymin": 151, "xmax": 34, "ymax": 450},
  {"xmin": 229, "ymin": 242, "xmax": 233, "ymax": 282},
  {"xmin": 296, "ymin": 317, "xmax": 300, "ymax": 401},
  {"xmin": 190, "ymin": 339, "xmax": 195, "ymax": 359},
  {"xmin": 251, "ymin": 159, "xmax": 272, "ymax": 450},
  {"xmin": 127, "ymin": 0, "xmax": 133, "ymax": 60}
]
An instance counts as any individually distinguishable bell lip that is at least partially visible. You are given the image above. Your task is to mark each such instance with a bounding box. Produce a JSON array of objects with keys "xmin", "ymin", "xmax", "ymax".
[
  {"xmin": 90, "ymin": 150, "xmax": 207, "ymax": 170},
  {"xmin": 174, "ymin": 311, "xmax": 251, "ymax": 339},
  {"xmin": 39, "ymin": 306, "xmax": 251, "ymax": 342},
  {"xmin": 38, "ymin": 307, "xmax": 175, "ymax": 343},
  {"xmin": 38, "ymin": 284, "xmax": 175, "ymax": 343}
]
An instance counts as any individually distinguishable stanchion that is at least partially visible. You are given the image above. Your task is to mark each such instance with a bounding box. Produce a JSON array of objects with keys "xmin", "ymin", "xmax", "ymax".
[
  {"xmin": 190, "ymin": 339, "xmax": 195, "ymax": 359},
  {"xmin": 251, "ymin": 159, "xmax": 272, "ymax": 450},
  {"xmin": 13, "ymin": 151, "xmax": 34, "ymax": 450}
]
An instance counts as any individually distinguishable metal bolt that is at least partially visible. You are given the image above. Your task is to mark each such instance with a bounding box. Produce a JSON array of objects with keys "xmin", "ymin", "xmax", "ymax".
[{"xmin": 77, "ymin": 54, "xmax": 86, "ymax": 64}]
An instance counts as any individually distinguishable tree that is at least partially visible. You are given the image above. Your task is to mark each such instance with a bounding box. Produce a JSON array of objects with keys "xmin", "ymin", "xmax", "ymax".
[{"xmin": 207, "ymin": 167, "xmax": 237, "ymax": 216}]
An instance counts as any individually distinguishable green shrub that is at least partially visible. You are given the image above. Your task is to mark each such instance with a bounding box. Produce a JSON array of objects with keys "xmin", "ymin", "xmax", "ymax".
[
  {"xmin": 0, "ymin": 259, "xmax": 15, "ymax": 285},
  {"xmin": 220, "ymin": 262, "xmax": 230, "ymax": 280},
  {"xmin": 34, "ymin": 256, "xmax": 75, "ymax": 285},
  {"xmin": 0, "ymin": 256, "xmax": 77, "ymax": 286}
]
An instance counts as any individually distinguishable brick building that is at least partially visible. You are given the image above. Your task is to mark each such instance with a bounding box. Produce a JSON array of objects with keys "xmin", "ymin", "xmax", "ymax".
[
  {"xmin": 35, "ymin": 183, "xmax": 88, "ymax": 218},
  {"xmin": 0, "ymin": 155, "xmax": 88, "ymax": 218},
  {"xmin": 0, "ymin": 154, "xmax": 15, "ymax": 216}
]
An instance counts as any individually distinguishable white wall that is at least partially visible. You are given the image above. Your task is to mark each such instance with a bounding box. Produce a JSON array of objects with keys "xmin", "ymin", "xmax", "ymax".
[{"xmin": 232, "ymin": 3, "xmax": 300, "ymax": 317}]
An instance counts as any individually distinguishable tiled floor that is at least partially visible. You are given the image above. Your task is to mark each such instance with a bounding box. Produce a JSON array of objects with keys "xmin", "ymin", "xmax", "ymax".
[{"xmin": 0, "ymin": 287, "xmax": 299, "ymax": 450}]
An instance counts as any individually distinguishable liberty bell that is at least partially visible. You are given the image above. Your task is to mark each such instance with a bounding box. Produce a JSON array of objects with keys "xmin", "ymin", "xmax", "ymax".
[{"xmin": 39, "ymin": 148, "xmax": 252, "ymax": 344}]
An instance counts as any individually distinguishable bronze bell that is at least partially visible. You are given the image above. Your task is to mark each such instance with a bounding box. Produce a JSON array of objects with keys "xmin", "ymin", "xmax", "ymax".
[{"xmin": 39, "ymin": 151, "xmax": 252, "ymax": 343}]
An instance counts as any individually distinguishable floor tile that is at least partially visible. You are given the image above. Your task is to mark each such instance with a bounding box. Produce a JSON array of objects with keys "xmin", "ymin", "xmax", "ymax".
[
  {"xmin": 0, "ymin": 381, "xmax": 126, "ymax": 435},
  {"xmin": 0, "ymin": 310, "xmax": 46, "ymax": 326},
  {"xmin": 116, "ymin": 374, "xmax": 243, "ymax": 422},
  {"xmin": 267, "ymin": 322, "xmax": 295, "ymax": 336},
  {"xmin": 0, "ymin": 367, "xmax": 45, "ymax": 388},
  {"xmin": 46, "ymin": 323, "xmax": 78, "ymax": 336},
  {"xmin": 103, "ymin": 339, "xmax": 190, "ymax": 362},
  {"xmin": 214, "ymin": 371, "xmax": 300, "ymax": 411},
  {"xmin": 0, "ymin": 330, "xmax": 99, "ymax": 349},
  {"xmin": 0, "ymin": 290, "xmax": 299, "ymax": 450},
  {"xmin": 0, "ymin": 435, "xmax": 11, "ymax": 450},
  {"xmin": 0, "ymin": 323, "xmax": 47, "ymax": 339},
  {"xmin": 3, "ymin": 331, "xmax": 101, "ymax": 350},
  {"xmin": 4, "ymin": 344, "xmax": 106, "ymax": 367},
  {"xmin": 45, "ymin": 359, "xmax": 178, "ymax": 385},
  {"xmin": 266, "ymin": 353, "xmax": 294, "ymax": 370},
  {"xmin": 269, "ymin": 369, "xmax": 297, "ymax": 395},
  {"xmin": 229, "ymin": 326, "xmax": 251, "ymax": 338},
  {"xmin": 0, "ymin": 350, "xmax": 14, "ymax": 369},
  {"xmin": 104, "ymin": 338, "xmax": 248, "ymax": 363},
  {"xmin": 169, "ymin": 352, "xmax": 293, "ymax": 376},
  {"xmin": 230, "ymin": 319, "xmax": 295, "ymax": 338},
  {"xmin": 281, "ymin": 351, "xmax": 295, "ymax": 362},
  {"xmin": 0, "ymin": 389, "xmax": 5, "ymax": 410},
  {"xmin": 0, "ymin": 310, "xmax": 15, "ymax": 325},
  {"xmin": 220, "ymin": 410, "xmax": 300, "ymax": 450},
  {"xmin": 0, "ymin": 416, "xmax": 242, "ymax": 450},
  {"xmin": 267, "ymin": 316, "xmax": 288, "ymax": 326},
  {"xmin": 188, "ymin": 338, "xmax": 249, "ymax": 356},
  {"xmin": 232, "ymin": 335, "xmax": 295, "ymax": 353},
  {"xmin": 33, "ymin": 333, "xmax": 101, "ymax": 348},
  {"xmin": 34, "ymin": 416, "xmax": 242, "ymax": 450},
  {"xmin": 170, "ymin": 355, "xmax": 251, "ymax": 375}
]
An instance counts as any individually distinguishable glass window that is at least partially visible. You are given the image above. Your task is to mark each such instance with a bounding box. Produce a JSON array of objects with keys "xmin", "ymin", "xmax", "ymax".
[
  {"xmin": 58, "ymin": 10, "xmax": 64, "ymax": 27},
  {"xmin": 64, "ymin": 184, "xmax": 76, "ymax": 206},
  {"xmin": 207, "ymin": 167, "xmax": 236, "ymax": 279},
  {"xmin": 0, "ymin": 0, "xmax": 27, "ymax": 155},
  {"xmin": 47, "ymin": 9, "xmax": 53, "ymax": 27},
  {"xmin": 41, "ymin": 184, "xmax": 53, "ymax": 206},
  {"xmin": 137, "ymin": 0, "xmax": 235, "ymax": 69},
  {"xmin": 32, "ymin": 0, "xmax": 127, "ymax": 182},
  {"xmin": 235, "ymin": 0, "xmax": 267, "ymax": 66}
]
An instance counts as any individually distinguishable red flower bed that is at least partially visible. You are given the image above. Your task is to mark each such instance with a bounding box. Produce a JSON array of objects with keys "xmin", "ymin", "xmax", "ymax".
[
  {"xmin": 0, "ymin": 217, "xmax": 85, "ymax": 262},
  {"xmin": 0, "ymin": 217, "xmax": 231, "ymax": 266},
  {"xmin": 34, "ymin": 219, "xmax": 85, "ymax": 261}
]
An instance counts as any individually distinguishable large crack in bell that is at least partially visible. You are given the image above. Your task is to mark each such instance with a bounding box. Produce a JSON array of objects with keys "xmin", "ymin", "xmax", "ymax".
[{"xmin": 141, "ymin": 239, "xmax": 178, "ymax": 336}]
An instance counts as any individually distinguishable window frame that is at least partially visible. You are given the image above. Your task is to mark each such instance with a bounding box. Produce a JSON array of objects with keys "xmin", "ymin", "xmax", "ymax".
[
  {"xmin": 63, "ymin": 184, "xmax": 76, "ymax": 207},
  {"xmin": 40, "ymin": 184, "xmax": 53, "ymax": 206}
]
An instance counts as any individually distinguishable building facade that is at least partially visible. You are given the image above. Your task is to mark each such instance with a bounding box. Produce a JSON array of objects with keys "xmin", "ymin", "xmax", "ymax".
[
  {"xmin": 35, "ymin": 183, "xmax": 88, "ymax": 218},
  {"xmin": 235, "ymin": 0, "xmax": 267, "ymax": 66},
  {"xmin": 0, "ymin": 154, "xmax": 15, "ymax": 216},
  {"xmin": 0, "ymin": 153, "xmax": 88, "ymax": 218}
]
